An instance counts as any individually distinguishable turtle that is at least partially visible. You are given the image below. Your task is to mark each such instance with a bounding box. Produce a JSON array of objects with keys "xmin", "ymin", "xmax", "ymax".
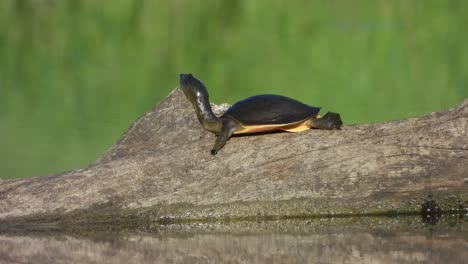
[{"xmin": 179, "ymin": 73, "xmax": 342, "ymax": 155}]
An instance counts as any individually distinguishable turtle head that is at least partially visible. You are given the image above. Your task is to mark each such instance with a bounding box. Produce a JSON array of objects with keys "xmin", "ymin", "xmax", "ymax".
[
  {"xmin": 179, "ymin": 73, "xmax": 209, "ymax": 105},
  {"xmin": 179, "ymin": 73, "xmax": 221, "ymax": 133}
]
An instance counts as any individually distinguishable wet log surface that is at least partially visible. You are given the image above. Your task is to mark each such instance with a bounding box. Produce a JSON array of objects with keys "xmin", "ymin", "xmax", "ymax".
[{"xmin": 0, "ymin": 88, "xmax": 467, "ymax": 231}]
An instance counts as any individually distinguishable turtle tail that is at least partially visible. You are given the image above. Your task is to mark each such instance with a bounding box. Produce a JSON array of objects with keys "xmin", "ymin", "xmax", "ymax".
[{"xmin": 311, "ymin": 112, "xmax": 342, "ymax": 130}]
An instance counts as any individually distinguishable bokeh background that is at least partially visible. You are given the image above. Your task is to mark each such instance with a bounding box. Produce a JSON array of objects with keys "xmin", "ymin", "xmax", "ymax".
[{"xmin": 1, "ymin": 0, "xmax": 467, "ymax": 179}]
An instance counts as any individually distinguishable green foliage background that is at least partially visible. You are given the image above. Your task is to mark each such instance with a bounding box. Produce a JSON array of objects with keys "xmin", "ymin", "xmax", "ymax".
[{"xmin": 1, "ymin": 0, "xmax": 467, "ymax": 178}]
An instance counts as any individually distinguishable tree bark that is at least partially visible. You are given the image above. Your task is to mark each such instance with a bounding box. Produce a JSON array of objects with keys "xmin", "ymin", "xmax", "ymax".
[{"xmin": 1, "ymin": 88, "xmax": 467, "ymax": 230}]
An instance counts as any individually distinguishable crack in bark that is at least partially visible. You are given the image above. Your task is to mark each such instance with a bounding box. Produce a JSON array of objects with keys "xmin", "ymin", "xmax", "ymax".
[{"xmin": 405, "ymin": 145, "xmax": 468, "ymax": 151}]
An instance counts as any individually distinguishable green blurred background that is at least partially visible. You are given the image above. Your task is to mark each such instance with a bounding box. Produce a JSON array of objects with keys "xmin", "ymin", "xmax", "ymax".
[{"xmin": 1, "ymin": 0, "xmax": 467, "ymax": 179}]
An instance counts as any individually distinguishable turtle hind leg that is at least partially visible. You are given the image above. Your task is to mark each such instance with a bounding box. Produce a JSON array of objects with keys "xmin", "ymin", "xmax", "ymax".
[
  {"xmin": 310, "ymin": 112, "xmax": 342, "ymax": 130},
  {"xmin": 211, "ymin": 118, "xmax": 239, "ymax": 155}
]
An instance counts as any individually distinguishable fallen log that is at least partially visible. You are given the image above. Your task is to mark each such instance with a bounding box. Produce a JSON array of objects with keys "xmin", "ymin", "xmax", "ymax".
[{"xmin": 0, "ymin": 88, "xmax": 467, "ymax": 231}]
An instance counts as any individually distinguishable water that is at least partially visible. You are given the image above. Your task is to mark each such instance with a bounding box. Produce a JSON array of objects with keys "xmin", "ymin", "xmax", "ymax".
[{"xmin": 1, "ymin": 216, "xmax": 466, "ymax": 263}]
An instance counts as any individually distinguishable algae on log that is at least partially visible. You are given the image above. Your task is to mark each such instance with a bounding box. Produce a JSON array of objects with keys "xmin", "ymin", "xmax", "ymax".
[{"xmin": 0, "ymin": 88, "xmax": 467, "ymax": 229}]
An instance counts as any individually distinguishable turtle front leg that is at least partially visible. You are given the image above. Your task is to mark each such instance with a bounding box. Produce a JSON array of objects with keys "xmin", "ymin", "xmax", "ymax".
[{"xmin": 211, "ymin": 118, "xmax": 239, "ymax": 155}]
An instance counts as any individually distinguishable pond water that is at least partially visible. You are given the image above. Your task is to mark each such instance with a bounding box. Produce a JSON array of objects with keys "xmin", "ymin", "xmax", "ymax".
[{"xmin": 1, "ymin": 216, "xmax": 467, "ymax": 264}]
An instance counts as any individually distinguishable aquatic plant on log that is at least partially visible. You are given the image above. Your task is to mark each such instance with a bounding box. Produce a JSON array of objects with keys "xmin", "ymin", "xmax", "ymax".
[{"xmin": 0, "ymin": 88, "xmax": 467, "ymax": 231}]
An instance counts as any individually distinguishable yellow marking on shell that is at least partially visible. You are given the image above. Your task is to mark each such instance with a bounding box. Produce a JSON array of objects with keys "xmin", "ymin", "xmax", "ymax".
[
  {"xmin": 234, "ymin": 119, "xmax": 312, "ymax": 134},
  {"xmin": 280, "ymin": 123, "xmax": 311, "ymax": 132},
  {"xmin": 234, "ymin": 124, "xmax": 288, "ymax": 134}
]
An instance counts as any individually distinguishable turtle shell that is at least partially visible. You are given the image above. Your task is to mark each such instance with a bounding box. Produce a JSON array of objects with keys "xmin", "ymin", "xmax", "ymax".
[{"xmin": 222, "ymin": 94, "xmax": 320, "ymax": 125}]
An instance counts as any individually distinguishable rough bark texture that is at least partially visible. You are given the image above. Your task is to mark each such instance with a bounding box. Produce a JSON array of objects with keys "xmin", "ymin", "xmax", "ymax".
[{"xmin": 0, "ymin": 88, "xmax": 467, "ymax": 229}]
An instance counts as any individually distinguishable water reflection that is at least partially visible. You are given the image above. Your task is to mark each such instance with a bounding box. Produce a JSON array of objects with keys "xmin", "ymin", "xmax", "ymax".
[{"xmin": 1, "ymin": 216, "xmax": 467, "ymax": 264}]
